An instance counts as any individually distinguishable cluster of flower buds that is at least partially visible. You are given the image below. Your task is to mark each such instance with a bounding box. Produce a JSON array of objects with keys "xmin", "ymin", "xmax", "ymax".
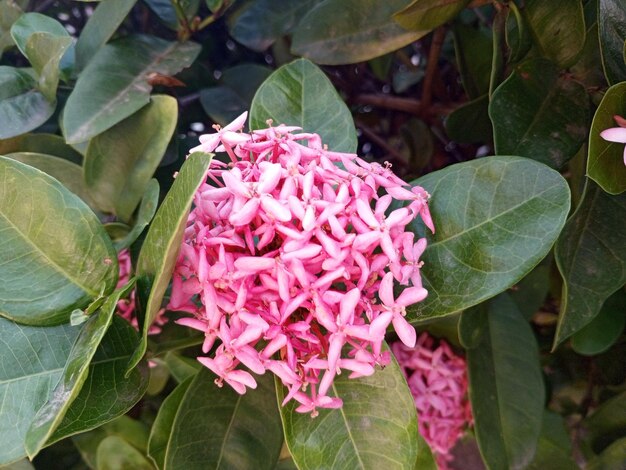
[
  {"xmin": 392, "ymin": 333, "xmax": 472, "ymax": 469},
  {"xmin": 168, "ymin": 112, "xmax": 434, "ymax": 415}
]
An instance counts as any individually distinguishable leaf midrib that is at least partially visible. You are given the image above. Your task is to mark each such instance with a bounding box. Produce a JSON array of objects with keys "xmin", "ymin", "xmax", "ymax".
[
  {"xmin": 331, "ymin": 383, "xmax": 366, "ymax": 470},
  {"xmin": 215, "ymin": 394, "xmax": 242, "ymax": 469}
]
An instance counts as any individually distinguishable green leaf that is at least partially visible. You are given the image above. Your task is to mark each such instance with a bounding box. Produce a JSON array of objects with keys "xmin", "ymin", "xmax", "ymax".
[
  {"xmin": 144, "ymin": 0, "xmax": 200, "ymax": 31},
  {"xmin": 0, "ymin": 0, "xmax": 24, "ymax": 57},
  {"xmin": 505, "ymin": 0, "xmax": 532, "ymax": 64},
  {"xmin": 554, "ymin": 180, "xmax": 626, "ymax": 346},
  {"xmin": 599, "ymin": 0, "xmax": 626, "ymax": 84},
  {"xmin": 445, "ymin": 94, "xmax": 492, "ymax": 144},
  {"xmin": 96, "ymin": 435, "xmax": 154, "ymax": 470},
  {"xmin": 291, "ymin": 0, "xmax": 426, "ymax": 65},
  {"xmin": 0, "ymin": 66, "xmax": 55, "ymax": 139},
  {"xmin": 278, "ymin": 344, "xmax": 419, "ymax": 470},
  {"xmin": 48, "ymin": 316, "xmax": 150, "ymax": 444},
  {"xmin": 228, "ymin": 0, "xmax": 316, "ymax": 52},
  {"xmin": 414, "ymin": 434, "xmax": 437, "ymax": 470},
  {"xmin": 459, "ymin": 294, "xmax": 545, "ymax": 470},
  {"xmin": 24, "ymin": 32, "xmax": 71, "ymax": 100},
  {"xmin": 10, "ymin": 12, "xmax": 69, "ymax": 57},
  {"xmin": 405, "ymin": 156, "xmax": 570, "ymax": 321},
  {"xmin": 452, "ymin": 22, "xmax": 493, "ymax": 100},
  {"xmin": 571, "ymin": 289, "xmax": 626, "ymax": 356},
  {"xmin": 84, "ymin": 95, "xmax": 177, "ymax": 221},
  {"xmin": 587, "ymin": 82, "xmax": 626, "ymax": 194},
  {"xmin": 0, "ymin": 133, "xmax": 83, "ymax": 164},
  {"xmin": 522, "ymin": 0, "xmax": 585, "ymax": 68},
  {"xmin": 127, "ymin": 152, "xmax": 212, "ymax": 373},
  {"xmin": 489, "ymin": 59, "xmax": 589, "ymax": 169},
  {"xmin": 582, "ymin": 391, "xmax": 626, "ymax": 453},
  {"xmin": 63, "ymin": 34, "xmax": 200, "ymax": 144},
  {"xmin": 509, "ymin": 262, "xmax": 550, "ymax": 320},
  {"xmin": 113, "ymin": 179, "xmax": 160, "ymax": 251},
  {"xmin": 75, "ymin": 0, "xmax": 137, "ymax": 71},
  {"xmin": 0, "ymin": 318, "xmax": 80, "ymax": 465},
  {"xmin": 393, "ymin": 0, "xmax": 470, "ymax": 32},
  {"xmin": 526, "ymin": 412, "xmax": 577, "ymax": 470},
  {"xmin": 24, "ymin": 282, "xmax": 135, "ymax": 458},
  {"xmin": 250, "ymin": 58, "xmax": 357, "ymax": 153},
  {"xmin": 587, "ymin": 437, "xmax": 626, "ymax": 470},
  {"xmin": 149, "ymin": 370, "xmax": 283, "ymax": 470},
  {"xmin": 163, "ymin": 352, "xmax": 201, "ymax": 383},
  {"xmin": 0, "ymin": 156, "xmax": 117, "ymax": 325}
]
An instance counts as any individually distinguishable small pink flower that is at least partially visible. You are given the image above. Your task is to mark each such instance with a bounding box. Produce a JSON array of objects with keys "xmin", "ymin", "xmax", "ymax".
[{"xmin": 599, "ymin": 115, "xmax": 626, "ymax": 166}]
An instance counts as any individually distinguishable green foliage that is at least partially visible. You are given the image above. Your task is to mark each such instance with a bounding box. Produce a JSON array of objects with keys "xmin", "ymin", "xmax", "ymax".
[{"xmin": 599, "ymin": 0, "xmax": 626, "ymax": 84}]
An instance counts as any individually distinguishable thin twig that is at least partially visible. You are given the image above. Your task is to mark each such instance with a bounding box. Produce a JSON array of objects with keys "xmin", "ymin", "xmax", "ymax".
[
  {"xmin": 178, "ymin": 92, "xmax": 201, "ymax": 107},
  {"xmin": 420, "ymin": 27, "xmax": 447, "ymax": 118},
  {"xmin": 354, "ymin": 94, "xmax": 454, "ymax": 116}
]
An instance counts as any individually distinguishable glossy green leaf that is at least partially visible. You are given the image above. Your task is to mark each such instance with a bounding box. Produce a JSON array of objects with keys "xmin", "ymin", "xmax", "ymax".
[
  {"xmin": 453, "ymin": 22, "xmax": 492, "ymax": 100},
  {"xmin": 84, "ymin": 95, "xmax": 177, "ymax": 221},
  {"xmin": 75, "ymin": 0, "xmax": 137, "ymax": 71},
  {"xmin": 163, "ymin": 352, "xmax": 201, "ymax": 383},
  {"xmin": 278, "ymin": 345, "xmax": 419, "ymax": 470},
  {"xmin": 587, "ymin": 82, "xmax": 626, "ymax": 194},
  {"xmin": 127, "ymin": 152, "xmax": 212, "ymax": 373},
  {"xmin": 24, "ymin": 283, "xmax": 135, "ymax": 458},
  {"xmin": 144, "ymin": 0, "xmax": 200, "ymax": 31},
  {"xmin": 10, "ymin": 12, "xmax": 69, "ymax": 57},
  {"xmin": 150, "ymin": 370, "xmax": 283, "ymax": 470},
  {"xmin": 599, "ymin": 0, "xmax": 626, "ymax": 84},
  {"xmin": 0, "ymin": 0, "xmax": 24, "ymax": 57},
  {"xmin": 459, "ymin": 294, "xmax": 544, "ymax": 470},
  {"xmin": 48, "ymin": 316, "xmax": 150, "ymax": 444},
  {"xmin": 291, "ymin": 0, "xmax": 426, "ymax": 65},
  {"xmin": 113, "ymin": 179, "xmax": 160, "ymax": 251},
  {"xmin": 490, "ymin": 59, "xmax": 589, "ymax": 169},
  {"xmin": 582, "ymin": 391, "xmax": 626, "ymax": 453},
  {"xmin": 0, "ymin": 318, "xmax": 80, "ymax": 465},
  {"xmin": 0, "ymin": 66, "xmax": 55, "ymax": 139},
  {"xmin": 0, "ymin": 133, "xmax": 82, "ymax": 163},
  {"xmin": 63, "ymin": 34, "xmax": 200, "ymax": 144},
  {"xmin": 250, "ymin": 59, "xmax": 357, "ymax": 153},
  {"xmin": 394, "ymin": 0, "xmax": 470, "ymax": 32},
  {"xmin": 587, "ymin": 437, "xmax": 626, "ymax": 470},
  {"xmin": 97, "ymin": 435, "xmax": 154, "ymax": 470},
  {"xmin": 526, "ymin": 412, "xmax": 577, "ymax": 470},
  {"xmin": 405, "ymin": 156, "xmax": 570, "ymax": 321},
  {"xmin": 228, "ymin": 0, "xmax": 317, "ymax": 52},
  {"xmin": 24, "ymin": 33, "xmax": 71, "ymax": 100},
  {"xmin": 0, "ymin": 156, "xmax": 117, "ymax": 325},
  {"xmin": 554, "ymin": 181, "xmax": 626, "ymax": 346},
  {"xmin": 522, "ymin": 0, "xmax": 585, "ymax": 68},
  {"xmin": 445, "ymin": 94, "xmax": 492, "ymax": 144}
]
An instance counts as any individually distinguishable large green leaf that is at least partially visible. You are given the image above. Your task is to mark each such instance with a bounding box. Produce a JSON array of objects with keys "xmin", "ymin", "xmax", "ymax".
[
  {"xmin": 459, "ymin": 294, "xmax": 545, "ymax": 470},
  {"xmin": 452, "ymin": 22, "xmax": 492, "ymax": 100},
  {"xmin": 75, "ymin": 0, "xmax": 137, "ymax": 71},
  {"xmin": 553, "ymin": 180, "xmax": 626, "ymax": 346},
  {"xmin": 599, "ymin": 0, "xmax": 626, "ymax": 84},
  {"xmin": 48, "ymin": 316, "xmax": 150, "ymax": 444},
  {"xmin": 587, "ymin": 437, "xmax": 626, "ymax": 470},
  {"xmin": 127, "ymin": 152, "xmax": 213, "ymax": 372},
  {"xmin": 84, "ymin": 95, "xmax": 177, "ymax": 221},
  {"xmin": 489, "ymin": 59, "xmax": 589, "ymax": 169},
  {"xmin": 0, "ymin": 66, "xmax": 55, "ymax": 139},
  {"xmin": 63, "ymin": 34, "xmax": 200, "ymax": 144},
  {"xmin": 0, "ymin": 0, "xmax": 24, "ymax": 57},
  {"xmin": 522, "ymin": 0, "xmax": 585, "ymax": 68},
  {"xmin": 0, "ymin": 156, "xmax": 117, "ymax": 325},
  {"xmin": 582, "ymin": 391, "xmax": 626, "ymax": 453},
  {"xmin": 445, "ymin": 94, "xmax": 492, "ymax": 144},
  {"xmin": 24, "ymin": 32, "xmax": 71, "ymax": 101},
  {"xmin": 393, "ymin": 0, "xmax": 470, "ymax": 32},
  {"xmin": 0, "ymin": 133, "xmax": 83, "ymax": 164},
  {"xmin": 250, "ymin": 59, "xmax": 357, "ymax": 153},
  {"xmin": 526, "ymin": 412, "xmax": 577, "ymax": 470},
  {"xmin": 149, "ymin": 370, "xmax": 282, "ymax": 470},
  {"xmin": 24, "ymin": 283, "xmax": 135, "ymax": 458},
  {"xmin": 278, "ymin": 344, "xmax": 419, "ymax": 470},
  {"xmin": 587, "ymin": 82, "xmax": 626, "ymax": 194},
  {"xmin": 405, "ymin": 156, "xmax": 570, "ymax": 321},
  {"xmin": 10, "ymin": 12, "xmax": 69, "ymax": 56},
  {"xmin": 97, "ymin": 435, "xmax": 154, "ymax": 470},
  {"xmin": 0, "ymin": 318, "xmax": 80, "ymax": 465},
  {"xmin": 291, "ymin": 0, "xmax": 426, "ymax": 65}
]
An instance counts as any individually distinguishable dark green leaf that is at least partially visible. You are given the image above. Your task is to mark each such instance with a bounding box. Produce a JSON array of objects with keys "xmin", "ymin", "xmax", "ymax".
[
  {"xmin": 221, "ymin": 64, "xmax": 272, "ymax": 103},
  {"xmin": 599, "ymin": 0, "xmax": 626, "ymax": 84},
  {"xmin": 587, "ymin": 82, "xmax": 626, "ymax": 194},
  {"xmin": 84, "ymin": 95, "xmax": 177, "ymax": 221},
  {"xmin": 250, "ymin": 58, "xmax": 357, "ymax": 153},
  {"xmin": 394, "ymin": 0, "xmax": 470, "ymax": 32},
  {"xmin": 113, "ymin": 179, "xmax": 160, "ymax": 251},
  {"xmin": 526, "ymin": 411, "xmax": 577, "ymax": 470},
  {"xmin": 163, "ymin": 352, "xmax": 201, "ymax": 383},
  {"xmin": 554, "ymin": 181, "xmax": 626, "ymax": 346},
  {"xmin": 200, "ymin": 86, "xmax": 247, "ymax": 126},
  {"xmin": 522, "ymin": 0, "xmax": 585, "ymax": 68},
  {"xmin": 405, "ymin": 156, "xmax": 570, "ymax": 321},
  {"xmin": 96, "ymin": 435, "xmax": 154, "ymax": 470},
  {"xmin": 571, "ymin": 20, "xmax": 606, "ymax": 89},
  {"xmin": 587, "ymin": 437, "xmax": 626, "ymax": 470},
  {"xmin": 445, "ymin": 94, "xmax": 492, "ymax": 144},
  {"xmin": 24, "ymin": 283, "xmax": 135, "ymax": 458},
  {"xmin": 127, "ymin": 152, "xmax": 212, "ymax": 373},
  {"xmin": 489, "ymin": 59, "xmax": 589, "ymax": 169},
  {"xmin": 0, "ymin": 66, "xmax": 55, "ymax": 139},
  {"xmin": 48, "ymin": 316, "xmax": 150, "ymax": 443},
  {"xmin": 509, "ymin": 262, "xmax": 550, "ymax": 320},
  {"xmin": 460, "ymin": 294, "xmax": 544, "ymax": 470},
  {"xmin": 75, "ymin": 0, "xmax": 138, "ymax": 71},
  {"xmin": 0, "ymin": 318, "xmax": 80, "ymax": 465},
  {"xmin": 453, "ymin": 22, "xmax": 492, "ymax": 99},
  {"xmin": 144, "ymin": 0, "xmax": 200, "ymax": 31},
  {"xmin": 63, "ymin": 34, "xmax": 200, "ymax": 144},
  {"xmin": 505, "ymin": 1, "xmax": 532, "ymax": 64},
  {"xmin": 582, "ymin": 391, "xmax": 626, "ymax": 453},
  {"xmin": 291, "ymin": 0, "xmax": 426, "ymax": 65},
  {"xmin": 278, "ymin": 344, "xmax": 419, "ymax": 470},
  {"xmin": 0, "ymin": 156, "xmax": 117, "ymax": 325},
  {"xmin": 0, "ymin": 133, "xmax": 83, "ymax": 164}
]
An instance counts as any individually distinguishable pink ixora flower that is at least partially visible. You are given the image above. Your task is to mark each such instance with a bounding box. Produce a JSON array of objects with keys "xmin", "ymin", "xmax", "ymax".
[
  {"xmin": 392, "ymin": 333, "xmax": 472, "ymax": 470},
  {"xmin": 599, "ymin": 114, "xmax": 626, "ymax": 165},
  {"xmin": 168, "ymin": 111, "xmax": 434, "ymax": 416}
]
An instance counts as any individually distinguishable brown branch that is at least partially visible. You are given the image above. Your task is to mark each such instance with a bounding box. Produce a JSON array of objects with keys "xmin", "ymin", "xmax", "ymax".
[{"xmin": 420, "ymin": 26, "xmax": 447, "ymax": 118}]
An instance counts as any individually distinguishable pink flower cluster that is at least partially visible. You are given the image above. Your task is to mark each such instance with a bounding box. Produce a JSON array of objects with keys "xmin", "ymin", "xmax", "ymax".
[
  {"xmin": 392, "ymin": 333, "xmax": 472, "ymax": 470},
  {"xmin": 168, "ymin": 112, "xmax": 434, "ymax": 415}
]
